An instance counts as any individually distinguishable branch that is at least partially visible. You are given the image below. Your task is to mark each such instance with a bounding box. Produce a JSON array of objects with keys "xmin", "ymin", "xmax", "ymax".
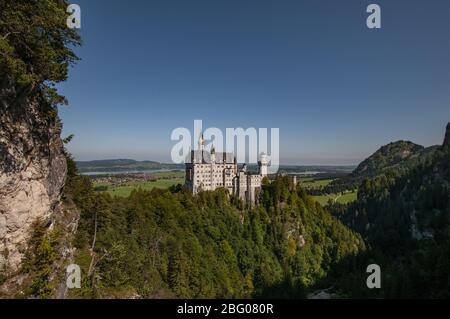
[{"xmin": 1, "ymin": 31, "xmax": 19, "ymax": 40}]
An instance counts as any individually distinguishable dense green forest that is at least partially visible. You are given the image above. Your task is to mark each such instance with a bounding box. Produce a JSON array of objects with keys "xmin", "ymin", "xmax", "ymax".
[
  {"xmin": 63, "ymin": 156, "xmax": 364, "ymax": 298},
  {"xmin": 329, "ymin": 141, "xmax": 450, "ymax": 298},
  {"xmin": 59, "ymin": 131, "xmax": 450, "ymax": 299},
  {"xmin": 15, "ymin": 127, "xmax": 435, "ymax": 299}
]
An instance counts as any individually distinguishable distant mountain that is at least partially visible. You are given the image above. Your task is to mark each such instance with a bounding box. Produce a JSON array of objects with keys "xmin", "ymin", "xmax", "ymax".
[
  {"xmin": 76, "ymin": 159, "xmax": 184, "ymax": 173},
  {"xmin": 77, "ymin": 159, "xmax": 355, "ymax": 175},
  {"xmin": 312, "ymin": 123, "xmax": 450, "ymax": 202},
  {"xmin": 351, "ymin": 141, "xmax": 424, "ymax": 178},
  {"xmin": 325, "ymin": 141, "xmax": 440, "ymax": 193}
]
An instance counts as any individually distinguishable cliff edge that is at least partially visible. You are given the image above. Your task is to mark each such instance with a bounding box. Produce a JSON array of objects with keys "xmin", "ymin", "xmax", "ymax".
[{"xmin": 0, "ymin": 84, "xmax": 67, "ymax": 273}]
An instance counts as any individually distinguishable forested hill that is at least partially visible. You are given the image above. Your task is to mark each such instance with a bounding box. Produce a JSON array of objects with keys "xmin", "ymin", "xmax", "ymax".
[
  {"xmin": 351, "ymin": 141, "xmax": 425, "ymax": 178},
  {"xmin": 58, "ymin": 167, "xmax": 365, "ymax": 299},
  {"xmin": 341, "ymin": 143, "xmax": 450, "ymax": 246},
  {"xmin": 325, "ymin": 141, "xmax": 440, "ymax": 193},
  {"xmin": 329, "ymin": 124, "xmax": 450, "ymax": 298}
]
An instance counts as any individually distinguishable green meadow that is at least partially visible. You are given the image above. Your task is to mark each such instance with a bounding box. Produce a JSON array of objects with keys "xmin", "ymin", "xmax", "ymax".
[
  {"xmin": 94, "ymin": 179, "xmax": 185, "ymax": 197},
  {"xmin": 311, "ymin": 190, "xmax": 358, "ymax": 206},
  {"xmin": 298, "ymin": 177, "xmax": 357, "ymax": 206},
  {"xmin": 298, "ymin": 178, "xmax": 334, "ymax": 189},
  {"xmin": 93, "ymin": 171, "xmax": 185, "ymax": 197}
]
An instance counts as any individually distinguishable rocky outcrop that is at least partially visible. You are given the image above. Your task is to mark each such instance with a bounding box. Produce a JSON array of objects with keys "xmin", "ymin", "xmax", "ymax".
[
  {"xmin": 0, "ymin": 84, "xmax": 67, "ymax": 275},
  {"xmin": 444, "ymin": 121, "xmax": 450, "ymax": 147}
]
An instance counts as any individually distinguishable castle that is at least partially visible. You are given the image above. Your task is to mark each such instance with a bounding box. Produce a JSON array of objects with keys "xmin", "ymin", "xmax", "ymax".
[{"xmin": 185, "ymin": 135, "xmax": 268, "ymax": 204}]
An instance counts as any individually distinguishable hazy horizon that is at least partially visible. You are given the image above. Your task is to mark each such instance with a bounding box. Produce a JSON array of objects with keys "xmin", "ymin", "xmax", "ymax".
[{"xmin": 73, "ymin": 156, "xmax": 360, "ymax": 167}]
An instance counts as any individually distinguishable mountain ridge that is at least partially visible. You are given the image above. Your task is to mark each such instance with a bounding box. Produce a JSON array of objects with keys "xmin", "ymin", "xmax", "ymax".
[{"xmin": 75, "ymin": 159, "xmax": 184, "ymax": 173}]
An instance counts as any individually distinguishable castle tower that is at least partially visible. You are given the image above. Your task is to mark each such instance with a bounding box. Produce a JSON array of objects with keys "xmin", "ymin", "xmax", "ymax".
[
  {"xmin": 210, "ymin": 145, "xmax": 216, "ymax": 163},
  {"xmin": 198, "ymin": 133, "xmax": 205, "ymax": 151},
  {"xmin": 198, "ymin": 133, "xmax": 205, "ymax": 163},
  {"xmin": 210, "ymin": 145, "xmax": 216, "ymax": 190},
  {"xmin": 291, "ymin": 175, "xmax": 297, "ymax": 191},
  {"xmin": 258, "ymin": 153, "xmax": 268, "ymax": 177}
]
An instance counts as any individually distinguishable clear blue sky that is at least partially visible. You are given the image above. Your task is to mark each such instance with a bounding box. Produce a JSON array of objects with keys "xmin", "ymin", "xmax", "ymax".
[{"xmin": 59, "ymin": 0, "xmax": 450, "ymax": 165}]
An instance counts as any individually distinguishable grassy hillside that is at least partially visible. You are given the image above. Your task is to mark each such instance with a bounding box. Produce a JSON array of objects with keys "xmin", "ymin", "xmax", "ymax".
[
  {"xmin": 299, "ymin": 178, "xmax": 357, "ymax": 207},
  {"xmin": 312, "ymin": 191, "xmax": 358, "ymax": 206}
]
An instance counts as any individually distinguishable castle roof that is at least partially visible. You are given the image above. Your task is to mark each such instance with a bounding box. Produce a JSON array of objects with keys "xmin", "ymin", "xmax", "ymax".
[{"xmin": 188, "ymin": 150, "xmax": 235, "ymax": 164}]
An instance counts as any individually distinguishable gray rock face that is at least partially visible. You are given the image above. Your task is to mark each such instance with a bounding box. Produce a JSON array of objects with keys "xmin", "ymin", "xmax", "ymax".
[
  {"xmin": 444, "ymin": 121, "xmax": 450, "ymax": 147},
  {"xmin": 0, "ymin": 85, "xmax": 67, "ymax": 273}
]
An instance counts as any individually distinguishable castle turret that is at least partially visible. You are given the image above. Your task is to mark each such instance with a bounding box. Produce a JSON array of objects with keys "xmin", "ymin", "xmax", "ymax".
[
  {"xmin": 210, "ymin": 145, "xmax": 216, "ymax": 163},
  {"xmin": 258, "ymin": 153, "xmax": 268, "ymax": 177},
  {"xmin": 198, "ymin": 133, "xmax": 205, "ymax": 162},
  {"xmin": 198, "ymin": 133, "xmax": 205, "ymax": 150}
]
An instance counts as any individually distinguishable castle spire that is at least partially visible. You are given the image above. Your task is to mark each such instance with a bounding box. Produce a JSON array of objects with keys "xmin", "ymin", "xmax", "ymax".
[
  {"xmin": 198, "ymin": 133, "xmax": 205, "ymax": 163},
  {"xmin": 210, "ymin": 143, "xmax": 216, "ymax": 164},
  {"xmin": 198, "ymin": 133, "xmax": 205, "ymax": 150}
]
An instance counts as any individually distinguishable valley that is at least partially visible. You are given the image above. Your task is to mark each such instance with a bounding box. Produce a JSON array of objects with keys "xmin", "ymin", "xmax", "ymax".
[
  {"xmin": 86, "ymin": 166, "xmax": 359, "ymax": 205},
  {"xmin": 298, "ymin": 177, "xmax": 358, "ymax": 206},
  {"xmin": 91, "ymin": 171, "xmax": 185, "ymax": 197}
]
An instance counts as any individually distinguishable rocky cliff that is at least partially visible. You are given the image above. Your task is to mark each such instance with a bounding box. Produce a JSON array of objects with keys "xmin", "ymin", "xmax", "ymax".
[
  {"xmin": 0, "ymin": 0, "xmax": 82, "ymax": 297},
  {"xmin": 444, "ymin": 121, "xmax": 450, "ymax": 147},
  {"xmin": 0, "ymin": 84, "xmax": 67, "ymax": 276}
]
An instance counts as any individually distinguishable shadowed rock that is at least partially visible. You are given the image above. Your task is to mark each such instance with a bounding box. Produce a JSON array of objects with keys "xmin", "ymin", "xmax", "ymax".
[{"xmin": 444, "ymin": 121, "xmax": 450, "ymax": 147}]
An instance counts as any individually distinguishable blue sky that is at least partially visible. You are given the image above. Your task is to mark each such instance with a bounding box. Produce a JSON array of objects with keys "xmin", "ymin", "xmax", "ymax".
[{"xmin": 59, "ymin": 0, "xmax": 450, "ymax": 165}]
